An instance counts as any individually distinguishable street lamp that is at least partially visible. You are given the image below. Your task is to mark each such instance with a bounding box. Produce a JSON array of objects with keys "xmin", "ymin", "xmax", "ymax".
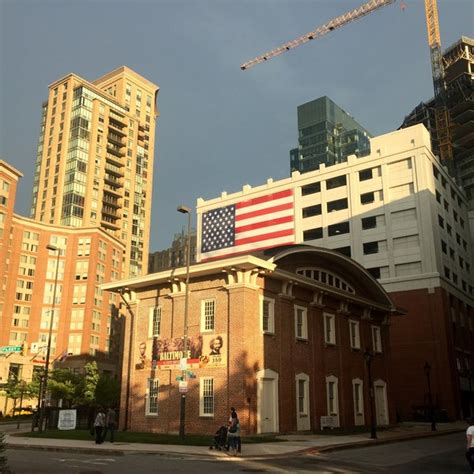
[
  {"xmin": 38, "ymin": 244, "xmax": 60, "ymax": 432},
  {"xmin": 423, "ymin": 361, "xmax": 437, "ymax": 431},
  {"xmin": 177, "ymin": 205, "xmax": 191, "ymax": 440},
  {"xmin": 364, "ymin": 348, "xmax": 377, "ymax": 439}
]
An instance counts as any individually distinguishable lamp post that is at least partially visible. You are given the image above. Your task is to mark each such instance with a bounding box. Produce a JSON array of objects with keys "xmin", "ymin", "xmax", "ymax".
[
  {"xmin": 177, "ymin": 205, "xmax": 191, "ymax": 440},
  {"xmin": 423, "ymin": 361, "xmax": 437, "ymax": 431},
  {"xmin": 364, "ymin": 348, "xmax": 377, "ymax": 439},
  {"xmin": 38, "ymin": 244, "xmax": 60, "ymax": 432}
]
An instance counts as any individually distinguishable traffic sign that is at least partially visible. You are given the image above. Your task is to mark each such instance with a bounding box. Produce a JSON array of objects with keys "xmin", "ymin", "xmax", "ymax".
[
  {"xmin": 0, "ymin": 346, "xmax": 22, "ymax": 353},
  {"xmin": 179, "ymin": 381, "xmax": 188, "ymax": 393}
]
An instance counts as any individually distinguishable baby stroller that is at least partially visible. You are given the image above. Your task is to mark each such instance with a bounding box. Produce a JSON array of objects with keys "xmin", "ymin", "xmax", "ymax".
[{"xmin": 209, "ymin": 425, "xmax": 228, "ymax": 450}]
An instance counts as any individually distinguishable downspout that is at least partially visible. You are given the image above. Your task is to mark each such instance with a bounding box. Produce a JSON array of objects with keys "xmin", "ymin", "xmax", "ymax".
[{"xmin": 119, "ymin": 288, "xmax": 135, "ymax": 432}]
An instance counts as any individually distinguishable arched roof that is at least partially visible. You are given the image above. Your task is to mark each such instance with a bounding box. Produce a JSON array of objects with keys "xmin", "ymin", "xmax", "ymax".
[{"xmin": 254, "ymin": 244, "xmax": 396, "ymax": 309}]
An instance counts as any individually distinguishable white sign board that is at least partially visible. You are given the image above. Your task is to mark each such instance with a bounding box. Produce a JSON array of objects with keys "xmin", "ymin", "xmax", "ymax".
[
  {"xmin": 179, "ymin": 357, "xmax": 188, "ymax": 371},
  {"xmin": 58, "ymin": 409, "xmax": 77, "ymax": 430},
  {"xmin": 179, "ymin": 381, "xmax": 188, "ymax": 393}
]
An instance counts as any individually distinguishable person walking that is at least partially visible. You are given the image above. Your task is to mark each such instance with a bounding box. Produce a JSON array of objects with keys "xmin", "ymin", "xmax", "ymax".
[
  {"xmin": 103, "ymin": 406, "xmax": 117, "ymax": 443},
  {"xmin": 466, "ymin": 418, "xmax": 474, "ymax": 473},
  {"xmin": 93, "ymin": 407, "xmax": 106, "ymax": 444},
  {"xmin": 227, "ymin": 409, "xmax": 240, "ymax": 456},
  {"xmin": 228, "ymin": 407, "xmax": 241, "ymax": 453}
]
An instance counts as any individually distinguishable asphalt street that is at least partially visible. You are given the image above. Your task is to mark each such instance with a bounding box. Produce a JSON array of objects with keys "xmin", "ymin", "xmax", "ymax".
[{"xmin": 5, "ymin": 432, "xmax": 467, "ymax": 473}]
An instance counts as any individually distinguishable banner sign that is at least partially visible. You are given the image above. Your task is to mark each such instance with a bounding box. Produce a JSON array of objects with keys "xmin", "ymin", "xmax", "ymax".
[
  {"xmin": 58, "ymin": 409, "xmax": 77, "ymax": 430},
  {"xmin": 136, "ymin": 334, "xmax": 227, "ymax": 370}
]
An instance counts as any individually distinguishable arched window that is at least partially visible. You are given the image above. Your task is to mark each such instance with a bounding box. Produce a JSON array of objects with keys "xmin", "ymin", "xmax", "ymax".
[{"xmin": 296, "ymin": 267, "xmax": 355, "ymax": 294}]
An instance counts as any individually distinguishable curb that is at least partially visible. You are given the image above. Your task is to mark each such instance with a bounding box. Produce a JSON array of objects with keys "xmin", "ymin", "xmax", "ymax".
[
  {"xmin": 5, "ymin": 428, "xmax": 465, "ymax": 460},
  {"xmin": 307, "ymin": 428, "xmax": 465, "ymax": 455}
]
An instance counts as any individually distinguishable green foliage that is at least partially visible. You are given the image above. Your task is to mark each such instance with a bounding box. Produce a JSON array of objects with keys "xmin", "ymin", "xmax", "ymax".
[
  {"xmin": 0, "ymin": 431, "xmax": 11, "ymax": 473},
  {"xmin": 82, "ymin": 362, "xmax": 100, "ymax": 405},
  {"xmin": 47, "ymin": 369, "xmax": 83, "ymax": 406},
  {"xmin": 95, "ymin": 375, "xmax": 120, "ymax": 407}
]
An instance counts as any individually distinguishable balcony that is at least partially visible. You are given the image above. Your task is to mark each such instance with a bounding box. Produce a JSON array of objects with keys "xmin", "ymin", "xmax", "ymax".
[
  {"xmin": 104, "ymin": 173, "xmax": 123, "ymax": 187},
  {"xmin": 106, "ymin": 144, "xmax": 125, "ymax": 158},
  {"xmin": 101, "ymin": 218, "xmax": 120, "ymax": 231},
  {"xmin": 108, "ymin": 122, "xmax": 127, "ymax": 136},
  {"xmin": 108, "ymin": 134, "xmax": 125, "ymax": 147},
  {"xmin": 106, "ymin": 153, "xmax": 124, "ymax": 167},
  {"xmin": 105, "ymin": 162, "xmax": 124, "ymax": 177},
  {"xmin": 103, "ymin": 183, "xmax": 122, "ymax": 195}
]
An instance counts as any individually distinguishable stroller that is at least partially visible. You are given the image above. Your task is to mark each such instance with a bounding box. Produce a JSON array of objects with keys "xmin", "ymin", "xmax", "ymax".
[{"xmin": 209, "ymin": 425, "xmax": 228, "ymax": 450}]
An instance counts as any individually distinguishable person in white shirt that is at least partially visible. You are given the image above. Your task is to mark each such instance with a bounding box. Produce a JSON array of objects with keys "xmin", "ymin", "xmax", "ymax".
[{"xmin": 466, "ymin": 418, "xmax": 474, "ymax": 473}]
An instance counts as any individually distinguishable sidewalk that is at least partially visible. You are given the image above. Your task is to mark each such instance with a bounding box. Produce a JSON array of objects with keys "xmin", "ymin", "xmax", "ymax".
[{"xmin": 3, "ymin": 421, "xmax": 466, "ymax": 460}]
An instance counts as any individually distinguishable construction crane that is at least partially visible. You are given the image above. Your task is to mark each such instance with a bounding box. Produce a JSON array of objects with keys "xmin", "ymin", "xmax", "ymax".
[
  {"xmin": 241, "ymin": 0, "xmax": 452, "ymax": 162},
  {"xmin": 240, "ymin": 0, "xmax": 396, "ymax": 71}
]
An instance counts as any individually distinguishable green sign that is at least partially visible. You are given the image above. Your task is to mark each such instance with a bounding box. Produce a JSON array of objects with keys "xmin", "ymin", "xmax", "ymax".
[{"xmin": 0, "ymin": 345, "xmax": 22, "ymax": 353}]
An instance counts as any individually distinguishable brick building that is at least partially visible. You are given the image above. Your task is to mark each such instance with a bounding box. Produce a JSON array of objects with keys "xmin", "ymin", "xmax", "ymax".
[
  {"xmin": 0, "ymin": 159, "xmax": 124, "ymax": 412},
  {"xmin": 103, "ymin": 245, "xmax": 401, "ymax": 434},
  {"xmin": 195, "ymin": 124, "xmax": 474, "ymax": 421}
]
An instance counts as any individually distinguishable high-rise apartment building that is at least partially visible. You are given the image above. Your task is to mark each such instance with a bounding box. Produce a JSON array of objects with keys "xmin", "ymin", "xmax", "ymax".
[
  {"xmin": 30, "ymin": 66, "xmax": 159, "ymax": 277},
  {"xmin": 290, "ymin": 96, "xmax": 371, "ymax": 174},
  {"xmin": 401, "ymin": 36, "xmax": 474, "ymax": 204},
  {"xmin": 0, "ymin": 160, "xmax": 124, "ymax": 412},
  {"xmin": 196, "ymin": 124, "xmax": 474, "ymax": 420}
]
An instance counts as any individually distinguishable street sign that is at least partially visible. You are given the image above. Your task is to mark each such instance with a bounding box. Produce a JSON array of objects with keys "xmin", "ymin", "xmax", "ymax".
[
  {"xmin": 179, "ymin": 358, "xmax": 187, "ymax": 371},
  {"xmin": 0, "ymin": 346, "xmax": 22, "ymax": 353},
  {"xmin": 179, "ymin": 381, "xmax": 188, "ymax": 393}
]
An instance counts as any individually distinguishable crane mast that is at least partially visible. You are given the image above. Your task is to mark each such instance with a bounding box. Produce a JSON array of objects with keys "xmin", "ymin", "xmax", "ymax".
[
  {"xmin": 424, "ymin": 0, "xmax": 452, "ymax": 161},
  {"xmin": 240, "ymin": 0, "xmax": 396, "ymax": 71}
]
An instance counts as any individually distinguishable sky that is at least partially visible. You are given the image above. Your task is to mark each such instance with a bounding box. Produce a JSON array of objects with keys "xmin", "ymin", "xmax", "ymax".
[{"xmin": 1, "ymin": 0, "xmax": 472, "ymax": 251}]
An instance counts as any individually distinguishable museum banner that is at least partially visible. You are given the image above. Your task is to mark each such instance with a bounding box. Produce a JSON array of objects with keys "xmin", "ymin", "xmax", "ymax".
[{"xmin": 146, "ymin": 334, "xmax": 227, "ymax": 370}]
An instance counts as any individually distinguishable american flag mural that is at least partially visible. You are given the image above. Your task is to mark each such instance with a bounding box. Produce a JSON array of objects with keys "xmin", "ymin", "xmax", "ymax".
[{"xmin": 200, "ymin": 189, "xmax": 295, "ymax": 261}]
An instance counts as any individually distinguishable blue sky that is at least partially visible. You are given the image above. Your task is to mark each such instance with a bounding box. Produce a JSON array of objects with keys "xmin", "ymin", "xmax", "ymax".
[{"xmin": 1, "ymin": 0, "xmax": 472, "ymax": 251}]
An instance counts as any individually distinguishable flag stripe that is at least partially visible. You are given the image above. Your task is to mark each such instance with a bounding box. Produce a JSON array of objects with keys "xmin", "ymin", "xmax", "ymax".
[
  {"xmin": 235, "ymin": 215, "xmax": 294, "ymax": 233},
  {"xmin": 235, "ymin": 228, "xmax": 294, "ymax": 246},
  {"xmin": 236, "ymin": 189, "xmax": 293, "ymax": 209},
  {"xmin": 236, "ymin": 202, "xmax": 293, "ymax": 221},
  {"xmin": 201, "ymin": 235, "xmax": 295, "ymax": 261},
  {"xmin": 236, "ymin": 195, "xmax": 293, "ymax": 216},
  {"xmin": 236, "ymin": 221, "xmax": 294, "ymax": 240},
  {"xmin": 236, "ymin": 208, "xmax": 294, "ymax": 227}
]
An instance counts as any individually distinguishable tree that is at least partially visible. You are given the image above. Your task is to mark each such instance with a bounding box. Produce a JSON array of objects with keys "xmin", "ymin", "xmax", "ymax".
[
  {"xmin": 47, "ymin": 369, "xmax": 83, "ymax": 407},
  {"xmin": 82, "ymin": 361, "xmax": 100, "ymax": 405},
  {"xmin": 95, "ymin": 375, "xmax": 120, "ymax": 407},
  {"xmin": 0, "ymin": 431, "xmax": 11, "ymax": 474}
]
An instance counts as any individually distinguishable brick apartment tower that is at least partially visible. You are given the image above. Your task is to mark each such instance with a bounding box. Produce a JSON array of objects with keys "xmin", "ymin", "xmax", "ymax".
[{"xmin": 30, "ymin": 66, "xmax": 159, "ymax": 277}]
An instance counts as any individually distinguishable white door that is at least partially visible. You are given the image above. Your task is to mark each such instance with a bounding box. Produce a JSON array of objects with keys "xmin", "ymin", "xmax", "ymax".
[
  {"xmin": 374, "ymin": 383, "xmax": 388, "ymax": 426},
  {"xmin": 261, "ymin": 379, "xmax": 276, "ymax": 433}
]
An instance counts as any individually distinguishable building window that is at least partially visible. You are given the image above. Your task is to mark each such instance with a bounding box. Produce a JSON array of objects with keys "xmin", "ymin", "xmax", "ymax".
[
  {"xmin": 333, "ymin": 246, "xmax": 351, "ymax": 257},
  {"xmin": 361, "ymin": 216, "xmax": 377, "ymax": 230},
  {"xmin": 326, "ymin": 375, "xmax": 339, "ymax": 418},
  {"xmin": 294, "ymin": 305, "xmax": 308, "ymax": 340},
  {"xmin": 201, "ymin": 299, "xmax": 215, "ymax": 332},
  {"xmin": 146, "ymin": 378, "xmax": 159, "ymax": 416},
  {"xmin": 359, "ymin": 168, "xmax": 373, "ymax": 181},
  {"xmin": 328, "ymin": 222, "xmax": 350, "ymax": 236},
  {"xmin": 302, "ymin": 204, "xmax": 322, "ymax": 218},
  {"xmin": 260, "ymin": 296, "xmax": 275, "ymax": 334},
  {"xmin": 303, "ymin": 227, "xmax": 323, "ymax": 241},
  {"xmin": 200, "ymin": 377, "xmax": 214, "ymax": 416},
  {"xmin": 360, "ymin": 192, "xmax": 375, "ymax": 204},
  {"xmin": 372, "ymin": 325, "xmax": 382, "ymax": 353},
  {"xmin": 327, "ymin": 198, "xmax": 348, "ymax": 212},
  {"xmin": 149, "ymin": 306, "xmax": 161, "ymax": 338},
  {"xmin": 301, "ymin": 182, "xmax": 321, "ymax": 196},
  {"xmin": 352, "ymin": 379, "xmax": 364, "ymax": 424},
  {"xmin": 326, "ymin": 175, "xmax": 347, "ymax": 190},
  {"xmin": 324, "ymin": 313, "xmax": 336, "ymax": 345},
  {"xmin": 349, "ymin": 320, "xmax": 360, "ymax": 349},
  {"xmin": 296, "ymin": 374, "xmax": 310, "ymax": 416},
  {"xmin": 363, "ymin": 241, "xmax": 379, "ymax": 255}
]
